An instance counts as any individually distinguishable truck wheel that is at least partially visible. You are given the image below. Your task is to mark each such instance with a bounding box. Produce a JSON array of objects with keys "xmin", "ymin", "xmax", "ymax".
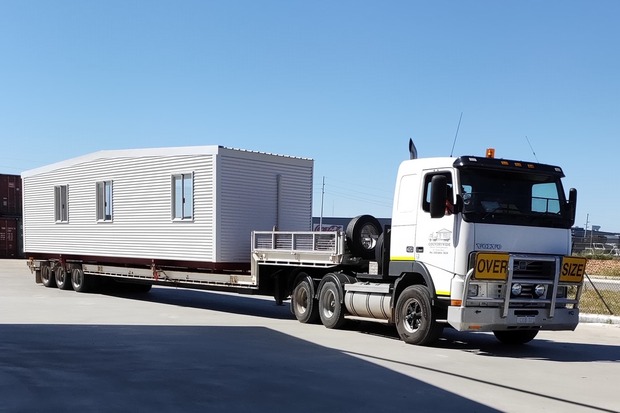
[
  {"xmin": 395, "ymin": 285, "xmax": 442, "ymax": 346},
  {"xmin": 346, "ymin": 215, "xmax": 382, "ymax": 260},
  {"xmin": 291, "ymin": 275, "xmax": 319, "ymax": 324},
  {"xmin": 493, "ymin": 330, "xmax": 539, "ymax": 345},
  {"xmin": 54, "ymin": 267, "xmax": 72, "ymax": 290},
  {"xmin": 318, "ymin": 280, "xmax": 346, "ymax": 329},
  {"xmin": 71, "ymin": 268, "xmax": 93, "ymax": 293},
  {"xmin": 41, "ymin": 265, "xmax": 56, "ymax": 288}
]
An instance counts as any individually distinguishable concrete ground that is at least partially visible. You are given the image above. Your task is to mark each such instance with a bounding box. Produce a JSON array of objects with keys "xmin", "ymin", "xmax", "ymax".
[{"xmin": 1, "ymin": 259, "xmax": 619, "ymax": 413}]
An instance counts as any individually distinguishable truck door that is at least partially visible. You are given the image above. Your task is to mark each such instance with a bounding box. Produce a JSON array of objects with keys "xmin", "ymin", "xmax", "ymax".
[
  {"xmin": 415, "ymin": 170, "xmax": 456, "ymax": 297},
  {"xmin": 389, "ymin": 172, "xmax": 420, "ymax": 263}
]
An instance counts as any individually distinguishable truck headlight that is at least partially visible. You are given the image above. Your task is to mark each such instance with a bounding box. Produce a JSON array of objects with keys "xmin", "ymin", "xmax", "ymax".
[
  {"xmin": 534, "ymin": 284, "xmax": 546, "ymax": 297},
  {"xmin": 511, "ymin": 283, "xmax": 522, "ymax": 296}
]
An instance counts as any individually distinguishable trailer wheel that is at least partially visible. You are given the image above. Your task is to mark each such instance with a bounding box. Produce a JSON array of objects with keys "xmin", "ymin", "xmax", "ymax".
[
  {"xmin": 71, "ymin": 268, "xmax": 93, "ymax": 293},
  {"xmin": 346, "ymin": 215, "xmax": 382, "ymax": 260},
  {"xmin": 395, "ymin": 285, "xmax": 442, "ymax": 346},
  {"xmin": 41, "ymin": 265, "xmax": 56, "ymax": 288},
  {"xmin": 493, "ymin": 329, "xmax": 539, "ymax": 345},
  {"xmin": 291, "ymin": 274, "xmax": 319, "ymax": 324},
  {"xmin": 318, "ymin": 280, "xmax": 347, "ymax": 329},
  {"xmin": 54, "ymin": 267, "xmax": 72, "ymax": 290}
]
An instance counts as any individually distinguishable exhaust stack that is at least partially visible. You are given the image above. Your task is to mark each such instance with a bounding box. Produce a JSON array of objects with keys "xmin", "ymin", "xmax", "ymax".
[{"xmin": 409, "ymin": 139, "xmax": 418, "ymax": 160}]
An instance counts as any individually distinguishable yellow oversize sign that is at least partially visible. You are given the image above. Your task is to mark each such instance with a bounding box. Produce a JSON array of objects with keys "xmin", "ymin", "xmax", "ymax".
[
  {"xmin": 474, "ymin": 252, "xmax": 509, "ymax": 280},
  {"xmin": 560, "ymin": 256, "xmax": 587, "ymax": 283}
]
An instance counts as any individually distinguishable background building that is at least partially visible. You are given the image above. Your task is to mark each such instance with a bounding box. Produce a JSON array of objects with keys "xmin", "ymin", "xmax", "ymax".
[{"xmin": 0, "ymin": 174, "xmax": 22, "ymax": 259}]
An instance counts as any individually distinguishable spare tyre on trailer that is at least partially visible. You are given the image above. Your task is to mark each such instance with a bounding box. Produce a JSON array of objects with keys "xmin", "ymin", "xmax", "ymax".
[{"xmin": 345, "ymin": 215, "xmax": 383, "ymax": 260}]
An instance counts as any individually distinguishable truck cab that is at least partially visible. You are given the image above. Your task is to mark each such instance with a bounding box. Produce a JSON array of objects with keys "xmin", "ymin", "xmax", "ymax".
[{"xmin": 387, "ymin": 150, "xmax": 584, "ymax": 344}]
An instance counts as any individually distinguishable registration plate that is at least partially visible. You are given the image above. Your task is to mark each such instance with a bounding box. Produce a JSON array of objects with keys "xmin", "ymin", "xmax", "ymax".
[{"xmin": 517, "ymin": 316, "xmax": 535, "ymax": 324}]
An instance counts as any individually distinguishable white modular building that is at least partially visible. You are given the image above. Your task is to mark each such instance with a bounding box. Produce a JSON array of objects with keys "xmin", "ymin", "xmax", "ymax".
[{"xmin": 21, "ymin": 146, "xmax": 313, "ymax": 266}]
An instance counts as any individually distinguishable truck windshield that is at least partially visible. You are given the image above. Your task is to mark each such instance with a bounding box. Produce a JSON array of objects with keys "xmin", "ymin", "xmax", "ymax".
[{"xmin": 458, "ymin": 168, "xmax": 571, "ymax": 228}]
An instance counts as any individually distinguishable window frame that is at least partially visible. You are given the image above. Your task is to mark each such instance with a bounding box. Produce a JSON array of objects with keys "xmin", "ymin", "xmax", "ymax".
[
  {"xmin": 172, "ymin": 172, "xmax": 194, "ymax": 221},
  {"xmin": 54, "ymin": 184, "xmax": 69, "ymax": 223},
  {"xmin": 96, "ymin": 180, "xmax": 114, "ymax": 222}
]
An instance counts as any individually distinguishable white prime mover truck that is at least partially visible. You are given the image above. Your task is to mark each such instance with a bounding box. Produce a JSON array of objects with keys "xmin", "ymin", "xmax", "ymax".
[{"xmin": 22, "ymin": 143, "xmax": 586, "ymax": 345}]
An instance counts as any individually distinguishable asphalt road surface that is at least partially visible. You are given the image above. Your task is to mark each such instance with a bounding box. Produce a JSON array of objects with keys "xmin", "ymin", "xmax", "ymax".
[{"xmin": 1, "ymin": 259, "xmax": 619, "ymax": 413}]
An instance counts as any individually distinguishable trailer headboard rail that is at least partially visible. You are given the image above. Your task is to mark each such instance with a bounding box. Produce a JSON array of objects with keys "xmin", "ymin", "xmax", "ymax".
[{"xmin": 252, "ymin": 231, "xmax": 345, "ymax": 266}]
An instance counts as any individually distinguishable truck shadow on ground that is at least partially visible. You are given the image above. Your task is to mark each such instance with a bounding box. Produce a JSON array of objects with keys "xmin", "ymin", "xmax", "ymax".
[
  {"xmin": 106, "ymin": 283, "xmax": 295, "ymax": 320},
  {"xmin": 0, "ymin": 324, "xmax": 500, "ymax": 413},
  {"xmin": 438, "ymin": 329, "xmax": 620, "ymax": 362},
  {"xmin": 354, "ymin": 322, "xmax": 620, "ymax": 363},
  {"xmin": 106, "ymin": 285, "xmax": 620, "ymax": 364}
]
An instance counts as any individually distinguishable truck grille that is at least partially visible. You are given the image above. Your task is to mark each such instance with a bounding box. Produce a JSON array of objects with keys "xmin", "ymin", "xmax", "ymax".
[{"xmin": 512, "ymin": 259, "xmax": 555, "ymax": 280}]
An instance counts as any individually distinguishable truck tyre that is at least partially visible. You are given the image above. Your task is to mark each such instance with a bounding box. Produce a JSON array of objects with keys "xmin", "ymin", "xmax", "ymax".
[
  {"xmin": 318, "ymin": 280, "xmax": 347, "ymax": 329},
  {"xmin": 54, "ymin": 267, "xmax": 72, "ymax": 290},
  {"xmin": 291, "ymin": 274, "xmax": 319, "ymax": 324},
  {"xmin": 346, "ymin": 215, "xmax": 382, "ymax": 260},
  {"xmin": 395, "ymin": 285, "xmax": 442, "ymax": 346},
  {"xmin": 71, "ymin": 268, "xmax": 93, "ymax": 293},
  {"xmin": 493, "ymin": 329, "xmax": 539, "ymax": 345},
  {"xmin": 41, "ymin": 265, "xmax": 56, "ymax": 288}
]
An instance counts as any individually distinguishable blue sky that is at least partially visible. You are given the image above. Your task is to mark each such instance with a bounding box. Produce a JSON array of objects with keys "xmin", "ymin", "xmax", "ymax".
[{"xmin": 1, "ymin": 1, "xmax": 618, "ymax": 232}]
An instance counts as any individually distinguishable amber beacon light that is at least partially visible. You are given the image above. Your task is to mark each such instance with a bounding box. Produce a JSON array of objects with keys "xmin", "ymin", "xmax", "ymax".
[{"xmin": 485, "ymin": 148, "xmax": 495, "ymax": 158}]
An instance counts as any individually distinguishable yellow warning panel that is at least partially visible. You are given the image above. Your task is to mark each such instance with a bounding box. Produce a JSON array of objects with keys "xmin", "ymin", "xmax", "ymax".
[
  {"xmin": 474, "ymin": 252, "xmax": 509, "ymax": 280},
  {"xmin": 559, "ymin": 256, "xmax": 587, "ymax": 283}
]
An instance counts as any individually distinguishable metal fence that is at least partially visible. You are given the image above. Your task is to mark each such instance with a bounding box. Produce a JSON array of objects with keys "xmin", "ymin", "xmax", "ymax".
[
  {"xmin": 581, "ymin": 259, "xmax": 620, "ymax": 316},
  {"xmin": 573, "ymin": 241, "xmax": 620, "ymax": 257}
]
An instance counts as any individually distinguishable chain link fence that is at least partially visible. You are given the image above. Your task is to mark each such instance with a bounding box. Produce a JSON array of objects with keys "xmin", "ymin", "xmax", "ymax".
[{"xmin": 581, "ymin": 259, "xmax": 620, "ymax": 316}]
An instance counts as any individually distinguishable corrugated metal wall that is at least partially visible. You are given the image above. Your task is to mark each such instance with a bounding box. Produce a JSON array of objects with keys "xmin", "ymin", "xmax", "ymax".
[
  {"xmin": 0, "ymin": 174, "xmax": 22, "ymax": 217},
  {"xmin": 0, "ymin": 174, "xmax": 22, "ymax": 258},
  {"xmin": 216, "ymin": 150, "xmax": 313, "ymax": 262},
  {"xmin": 0, "ymin": 218, "xmax": 20, "ymax": 258},
  {"xmin": 23, "ymin": 153, "xmax": 216, "ymax": 262},
  {"xmin": 22, "ymin": 147, "xmax": 314, "ymax": 264}
]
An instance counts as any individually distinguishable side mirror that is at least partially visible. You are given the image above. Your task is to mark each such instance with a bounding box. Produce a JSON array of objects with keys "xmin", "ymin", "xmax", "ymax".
[
  {"xmin": 568, "ymin": 188, "xmax": 577, "ymax": 226},
  {"xmin": 430, "ymin": 175, "xmax": 447, "ymax": 218}
]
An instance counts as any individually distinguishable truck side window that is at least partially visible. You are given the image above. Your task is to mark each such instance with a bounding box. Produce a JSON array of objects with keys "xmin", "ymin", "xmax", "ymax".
[
  {"xmin": 422, "ymin": 172, "xmax": 453, "ymax": 213},
  {"xmin": 532, "ymin": 182, "xmax": 561, "ymax": 213}
]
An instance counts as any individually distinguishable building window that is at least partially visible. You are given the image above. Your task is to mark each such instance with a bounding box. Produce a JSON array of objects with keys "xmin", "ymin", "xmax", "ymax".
[
  {"xmin": 172, "ymin": 173, "xmax": 193, "ymax": 220},
  {"xmin": 54, "ymin": 185, "xmax": 68, "ymax": 223},
  {"xmin": 96, "ymin": 181, "xmax": 113, "ymax": 221}
]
